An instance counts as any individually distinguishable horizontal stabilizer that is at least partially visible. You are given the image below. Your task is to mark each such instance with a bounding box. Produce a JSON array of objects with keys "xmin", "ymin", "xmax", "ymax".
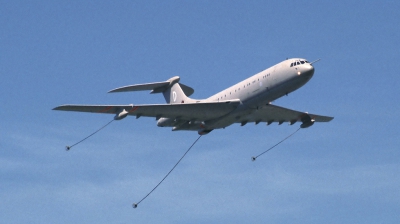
[
  {"xmin": 108, "ymin": 76, "xmax": 194, "ymax": 96},
  {"xmin": 108, "ymin": 81, "xmax": 169, "ymax": 93}
]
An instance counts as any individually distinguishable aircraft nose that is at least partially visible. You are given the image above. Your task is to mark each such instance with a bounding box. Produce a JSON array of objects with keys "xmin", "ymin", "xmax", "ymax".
[{"xmin": 301, "ymin": 64, "xmax": 314, "ymax": 78}]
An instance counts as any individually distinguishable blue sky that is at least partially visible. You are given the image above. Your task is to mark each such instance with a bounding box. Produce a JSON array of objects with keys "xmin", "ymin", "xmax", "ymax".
[{"xmin": 1, "ymin": 1, "xmax": 399, "ymax": 223}]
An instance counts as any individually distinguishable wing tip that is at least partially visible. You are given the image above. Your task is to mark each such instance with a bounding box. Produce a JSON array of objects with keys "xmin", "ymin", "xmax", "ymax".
[
  {"xmin": 319, "ymin": 116, "xmax": 334, "ymax": 122},
  {"xmin": 53, "ymin": 105, "xmax": 67, "ymax": 110},
  {"xmin": 108, "ymin": 88, "xmax": 123, "ymax": 93}
]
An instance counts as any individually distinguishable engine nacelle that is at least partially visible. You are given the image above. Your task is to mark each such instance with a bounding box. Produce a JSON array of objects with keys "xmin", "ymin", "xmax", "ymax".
[{"xmin": 157, "ymin": 117, "xmax": 175, "ymax": 127}]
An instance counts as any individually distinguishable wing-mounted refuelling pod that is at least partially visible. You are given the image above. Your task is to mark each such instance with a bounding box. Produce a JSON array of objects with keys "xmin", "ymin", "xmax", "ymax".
[
  {"xmin": 108, "ymin": 76, "xmax": 194, "ymax": 97},
  {"xmin": 114, "ymin": 108, "xmax": 129, "ymax": 120},
  {"xmin": 300, "ymin": 113, "xmax": 315, "ymax": 128}
]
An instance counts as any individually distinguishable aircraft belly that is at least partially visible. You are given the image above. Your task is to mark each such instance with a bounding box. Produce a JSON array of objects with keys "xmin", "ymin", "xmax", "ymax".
[
  {"xmin": 169, "ymin": 106, "xmax": 251, "ymax": 131},
  {"xmin": 204, "ymin": 104, "xmax": 253, "ymax": 129}
]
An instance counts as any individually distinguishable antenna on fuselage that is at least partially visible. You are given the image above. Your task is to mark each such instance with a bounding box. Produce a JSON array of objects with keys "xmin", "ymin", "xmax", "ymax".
[{"xmin": 310, "ymin": 59, "xmax": 321, "ymax": 65}]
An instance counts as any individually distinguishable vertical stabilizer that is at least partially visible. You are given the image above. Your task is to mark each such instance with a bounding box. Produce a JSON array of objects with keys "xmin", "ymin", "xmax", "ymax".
[{"xmin": 163, "ymin": 82, "xmax": 194, "ymax": 104}]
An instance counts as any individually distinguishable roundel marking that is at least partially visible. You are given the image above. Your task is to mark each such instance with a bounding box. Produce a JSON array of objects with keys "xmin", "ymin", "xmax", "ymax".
[{"xmin": 173, "ymin": 91, "xmax": 177, "ymax": 102}]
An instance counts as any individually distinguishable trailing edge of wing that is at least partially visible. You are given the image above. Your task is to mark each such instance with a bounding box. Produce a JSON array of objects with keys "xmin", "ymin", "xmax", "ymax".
[
  {"xmin": 53, "ymin": 100, "xmax": 241, "ymax": 121},
  {"xmin": 238, "ymin": 104, "xmax": 333, "ymax": 124}
]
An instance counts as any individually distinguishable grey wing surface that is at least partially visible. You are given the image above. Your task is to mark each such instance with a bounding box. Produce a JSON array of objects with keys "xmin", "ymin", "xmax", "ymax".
[
  {"xmin": 238, "ymin": 104, "xmax": 333, "ymax": 124},
  {"xmin": 53, "ymin": 100, "xmax": 240, "ymax": 121}
]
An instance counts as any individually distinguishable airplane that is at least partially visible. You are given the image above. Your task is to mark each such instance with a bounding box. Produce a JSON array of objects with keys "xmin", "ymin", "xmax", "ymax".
[{"xmin": 53, "ymin": 58, "xmax": 333, "ymax": 135}]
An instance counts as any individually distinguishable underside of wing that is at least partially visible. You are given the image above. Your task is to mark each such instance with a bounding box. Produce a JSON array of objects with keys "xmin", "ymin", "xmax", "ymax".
[
  {"xmin": 53, "ymin": 100, "xmax": 240, "ymax": 121},
  {"xmin": 53, "ymin": 105, "xmax": 134, "ymax": 114},
  {"xmin": 238, "ymin": 104, "xmax": 333, "ymax": 127}
]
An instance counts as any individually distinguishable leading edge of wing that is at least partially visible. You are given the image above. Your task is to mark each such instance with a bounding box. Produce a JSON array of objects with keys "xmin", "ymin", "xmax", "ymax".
[{"xmin": 53, "ymin": 100, "xmax": 241, "ymax": 121}]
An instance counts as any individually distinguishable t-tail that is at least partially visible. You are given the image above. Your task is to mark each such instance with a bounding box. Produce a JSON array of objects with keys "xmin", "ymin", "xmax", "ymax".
[{"xmin": 108, "ymin": 76, "xmax": 196, "ymax": 104}]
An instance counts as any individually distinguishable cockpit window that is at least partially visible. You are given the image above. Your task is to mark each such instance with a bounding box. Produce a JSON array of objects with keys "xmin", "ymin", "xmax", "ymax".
[{"xmin": 291, "ymin": 60, "xmax": 310, "ymax": 67}]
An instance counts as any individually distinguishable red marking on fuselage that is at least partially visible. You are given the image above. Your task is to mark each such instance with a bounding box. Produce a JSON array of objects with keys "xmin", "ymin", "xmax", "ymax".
[{"xmin": 99, "ymin": 106, "xmax": 113, "ymax": 113}]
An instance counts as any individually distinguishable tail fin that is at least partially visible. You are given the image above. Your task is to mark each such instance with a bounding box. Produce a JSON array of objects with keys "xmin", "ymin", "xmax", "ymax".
[{"xmin": 163, "ymin": 83, "xmax": 194, "ymax": 104}]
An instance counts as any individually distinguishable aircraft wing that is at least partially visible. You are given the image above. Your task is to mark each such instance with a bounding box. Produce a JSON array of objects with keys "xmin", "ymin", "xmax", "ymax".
[
  {"xmin": 53, "ymin": 100, "xmax": 241, "ymax": 121},
  {"xmin": 238, "ymin": 104, "xmax": 333, "ymax": 125}
]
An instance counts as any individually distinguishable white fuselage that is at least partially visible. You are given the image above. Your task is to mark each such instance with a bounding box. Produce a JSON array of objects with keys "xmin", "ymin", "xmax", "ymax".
[{"xmin": 203, "ymin": 58, "xmax": 314, "ymax": 129}]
